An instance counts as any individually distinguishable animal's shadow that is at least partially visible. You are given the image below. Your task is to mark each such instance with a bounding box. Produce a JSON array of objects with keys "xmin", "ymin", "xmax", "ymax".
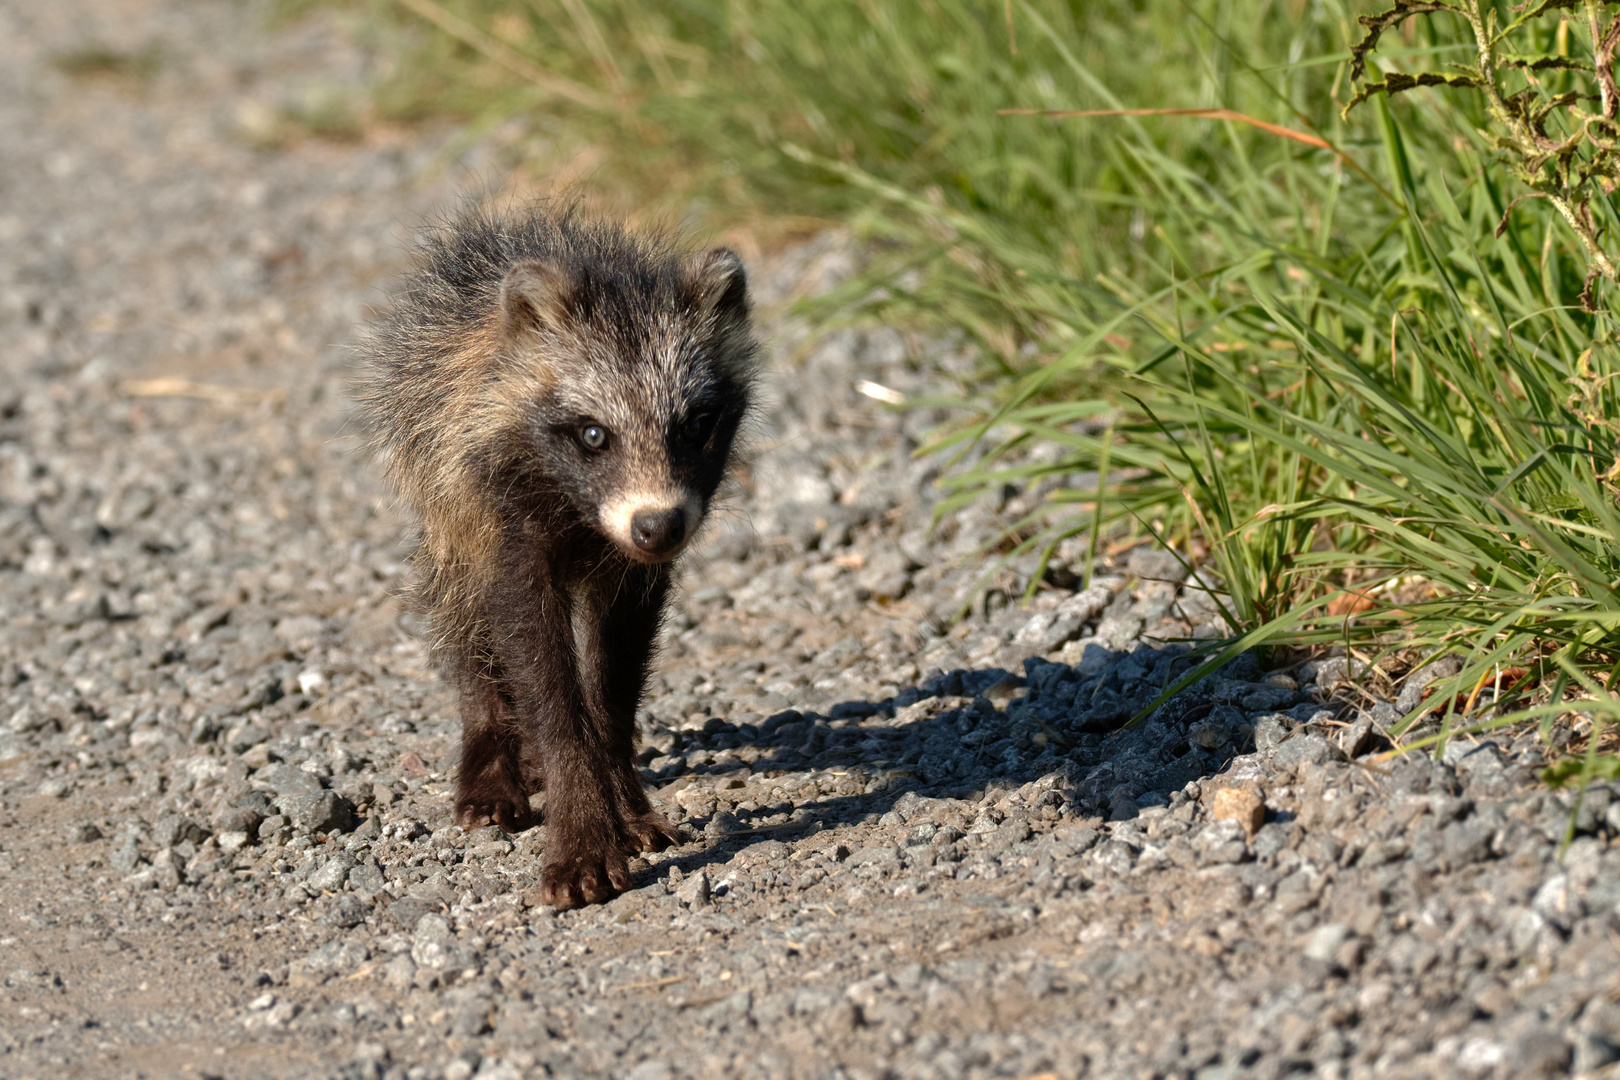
[{"xmin": 632, "ymin": 640, "xmax": 1274, "ymax": 889}]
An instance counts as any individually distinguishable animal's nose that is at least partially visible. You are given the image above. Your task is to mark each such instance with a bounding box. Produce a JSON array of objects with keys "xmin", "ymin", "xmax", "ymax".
[{"xmin": 631, "ymin": 506, "xmax": 687, "ymax": 555}]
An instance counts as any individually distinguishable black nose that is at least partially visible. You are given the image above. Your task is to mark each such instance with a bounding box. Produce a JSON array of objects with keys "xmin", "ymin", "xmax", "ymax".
[{"xmin": 631, "ymin": 507, "xmax": 687, "ymax": 555}]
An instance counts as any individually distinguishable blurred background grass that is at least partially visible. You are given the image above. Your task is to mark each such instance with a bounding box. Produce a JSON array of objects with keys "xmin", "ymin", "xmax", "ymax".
[{"xmin": 287, "ymin": 0, "xmax": 1620, "ymax": 779}]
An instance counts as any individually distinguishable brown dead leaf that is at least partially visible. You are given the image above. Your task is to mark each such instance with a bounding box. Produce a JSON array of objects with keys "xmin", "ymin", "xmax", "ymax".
[{"xmin": 1326, "ymin": 587, "xmax": 1377, "ymax": 617}]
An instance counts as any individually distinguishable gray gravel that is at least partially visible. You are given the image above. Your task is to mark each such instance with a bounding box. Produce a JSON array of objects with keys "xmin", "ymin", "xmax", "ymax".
[{"xmin": 2, "ymin": 2, "xmax": 1619, "ymax": 1079}]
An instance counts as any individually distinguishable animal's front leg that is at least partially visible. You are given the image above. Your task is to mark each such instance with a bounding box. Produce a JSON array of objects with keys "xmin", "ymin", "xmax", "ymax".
[
  {"xmin": 453, "ymin": 657, "xmax": 534, "ymax": 832},
  {"xmin": 593, "ymin": 569, "xmax": 681, "ymax": 854},
  {"xmin": 489, "ymin": 572, "xmax": 636, "ymax": 908}
]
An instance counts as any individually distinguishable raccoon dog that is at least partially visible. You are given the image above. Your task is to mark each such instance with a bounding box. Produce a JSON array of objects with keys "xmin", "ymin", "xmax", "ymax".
[{"xmin": 359, "ymin": 205, "xmax": 756, "ymax": 908}]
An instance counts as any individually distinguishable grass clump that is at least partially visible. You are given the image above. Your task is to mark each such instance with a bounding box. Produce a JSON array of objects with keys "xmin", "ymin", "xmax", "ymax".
[
  {"xmin": 316, "ymin": 0, "xmax": 1620, "ymax": 776},
  {"xmin": 51, "ymin": 42, "xmax": 165, "ymax": 84}
]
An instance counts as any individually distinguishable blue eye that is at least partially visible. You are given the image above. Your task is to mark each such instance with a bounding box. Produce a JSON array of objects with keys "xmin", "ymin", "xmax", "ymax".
[{"xmin": 581, "ymin": 424, "xmax": 608, "ymax": 450}]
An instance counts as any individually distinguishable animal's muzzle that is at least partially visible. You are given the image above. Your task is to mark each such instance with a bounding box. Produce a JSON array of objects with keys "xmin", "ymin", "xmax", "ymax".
[{"xmin": 631, "ymin": 506, "xmax": 687, "ymax": 557}]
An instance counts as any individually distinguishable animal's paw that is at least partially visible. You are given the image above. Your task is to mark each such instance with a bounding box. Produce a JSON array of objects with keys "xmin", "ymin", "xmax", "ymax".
[
  {"xmin": 538, "ymin": 848, "xmax": 632, "ymax": 909},
  {"xmin": 454, "ymin": 778, "xmax": 533, "ymax": 831},
  {"xmin": 623, "ymin": 811, "xmax": 680, "ymax": 853}
]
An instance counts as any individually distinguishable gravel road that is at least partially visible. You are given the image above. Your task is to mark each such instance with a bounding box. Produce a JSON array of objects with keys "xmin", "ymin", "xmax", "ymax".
[{"xmin": 3, "ymin": 3, "xmax": 1619, "ymax": 1079}]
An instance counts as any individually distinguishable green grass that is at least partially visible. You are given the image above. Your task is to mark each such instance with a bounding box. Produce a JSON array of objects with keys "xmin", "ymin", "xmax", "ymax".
[{"xmin": 306, "ymin": 0, "xmax": 1620, "ymax": 780}]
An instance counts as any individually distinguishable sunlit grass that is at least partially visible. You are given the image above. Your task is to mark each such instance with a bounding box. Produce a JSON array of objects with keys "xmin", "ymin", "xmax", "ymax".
[{"xmin": 311, "ymin": 0, "xmax": 1620, "ymax": 780}]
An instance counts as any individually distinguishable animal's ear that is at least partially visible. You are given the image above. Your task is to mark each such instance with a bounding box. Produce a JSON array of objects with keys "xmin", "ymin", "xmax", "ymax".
[
  {"xmin": 499, "ymin": 259, "xmax": 575, "ymax": 340},
  {"xmin": 684, "ymin": 247, "xmax": 749, "ymax": 324}
]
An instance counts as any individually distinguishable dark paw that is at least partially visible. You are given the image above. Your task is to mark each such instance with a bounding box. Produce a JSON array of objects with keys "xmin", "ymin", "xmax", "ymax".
[
  {"xmin": 538, "ymin": 849, "xmax": 632, "ymax": 909},
  {"xmin": 624, "ymin": 811, "xmax": 680, "ymax": 853},
  {"xmin": 455, "ymin": 784, "xmax": 534, "ymax": 831}
]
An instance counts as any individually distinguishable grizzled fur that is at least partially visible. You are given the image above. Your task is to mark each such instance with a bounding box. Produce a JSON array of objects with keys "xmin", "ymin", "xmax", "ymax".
[{"xmin": 357, "ymin": 205, "xmax": 756, "ymax": 907}]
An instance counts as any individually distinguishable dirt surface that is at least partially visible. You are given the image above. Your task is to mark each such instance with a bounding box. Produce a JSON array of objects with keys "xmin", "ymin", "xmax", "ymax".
[{"xmin": 3, "ymin": 3, "xmax": 1620, "ymax": 1079}]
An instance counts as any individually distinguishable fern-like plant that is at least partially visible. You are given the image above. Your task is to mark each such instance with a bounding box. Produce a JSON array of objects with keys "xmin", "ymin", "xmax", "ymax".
[{"xmin": 1348, "ymin": 0, "xmax": 1620, "ymax": 306}]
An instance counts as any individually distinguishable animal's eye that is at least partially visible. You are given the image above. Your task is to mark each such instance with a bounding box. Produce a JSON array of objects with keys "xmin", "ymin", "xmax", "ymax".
[
  {"xmin": 580, "ymin": 423, "xmax": 608, "ymax": 450},
  {"xmin": 683, "ymin": 413, "xmax": 712, "ymax": 442}
]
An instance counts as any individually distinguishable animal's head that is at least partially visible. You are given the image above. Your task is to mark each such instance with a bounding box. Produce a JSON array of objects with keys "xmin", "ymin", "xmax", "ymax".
[{"xmin": 494, "ymin": 238, "xmax": 756, "ymax": 564}]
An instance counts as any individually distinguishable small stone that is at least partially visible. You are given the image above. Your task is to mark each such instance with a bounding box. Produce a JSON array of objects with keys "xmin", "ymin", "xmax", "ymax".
[
  {"xmin": 1242, "ymin": 685, "xmax": 1297, "ymax": 713},
  {"xmin": 1196, "ymin": 820, "xmax": 1250, "ymax": 866},
  {"xmin": 215, "ymin": 805, "xmax": 264, "ymax": 836},
  {"xmin": 1440, "ymin": 738, "xmax": 1500, "ymax": 773},
  {"xmin": 1093, "ymin": 839, "xmax": 1137, "ymax": 875},
  {"xmin": 1061, "ymin": 640, "xmax": 1116, "ymax": 676},
  {"xmin": 217, "ymin": 830, "xmax": 250, "ymax": 854},
  {"xmin": 322, "ymin": 894, "xmax": 370, "ymax": 929},
  {"xmin": 281, "ymin": 791, "xmax": 356, "ymax": 835},
  {"xmin": 71, "ymin": 823, "xmax": 102, "ymax": 843},
  {"xmin": 301, "ymin": 938, "xmax": 369, "ymax": 975},
  {"xmin": 967, "ymin": 812, "xmax": 1001, "ymax": 835},
  {"xmin": 1300, "ymin": 657, "xmax": 1363, "ymax": 686},
  {"xmin": 1094, "ymin": 616, "xmax": 1144, "ymax": 653},
  {"xmin": 37, "ymin": 777, "xmax": 70, "ymax": 798},
  {"xmin": 257, "ymin": 762, "xmax": 323, "ymax": 799},
  {"xmin": 1456, "ymin": 1037, "xmax": 1503, "ymax": 1075},
  {"xmin": 1339, "ymin": 715, "xmax": 1375, "ymax": 758},
  {"xmin": 412, "ymin": 934, "xmax": 478, "ymax": 981},
  {"xmin": 151, "ymin": 814, "xmax": 204, "ymax": 848},
  {"xmin": 1303, "ymin": 922, "xmax": 1352, "ymax": 963},
  {"xmin": 414, "ymin": 913, "xmax": 451, "ymax": 944},
  {"xmin": 353, "ymin": 1042, "xmax": 389, "ymax": 1068},
  {"xmin": 1511, "ymin": 909, "xmax": 1548, "ymax": 954},
  {"xmin": 1126, "ymin": 548, "xmax": 1190, "ymax": 584},
  {"xmin": 705, "ymin": 811, "xmax": 742, "ymax": 839},
  {"xmin": 849, "ymin": 845, "xmax": 901, "ymax": 868},
  {"xmin": 1271, "ymin": 733, "xmax": 1337, "ymax": 769},
  {"xmin": 1210, "ymin": 788, "xmax": 1265, "ymax": 837},
  {"xmin": 627, "ymin": 1061, "xmax": 675, "ymax": 1080},
  {"xmin": 1188, "ymin": 720, "xmax": 1228, "ymax": 750},
  {"xmin": 383, "ymin": 953, "xmax": 416, "ymax": 991},
  {"xmin": 149, "ymin": 848, "xmax": 183, "ymax": 893},
  {"xmin": 1531, "ymin": 873, "xmax": 1585, "ymax": 925},
  {"xmin": 1253, "ymin": 713, "xmax": 1291, "ymax": 751},
  {"xmin": 1505, "ymin": 1030, "xmax": 1572, "ymax": 1078},
  {"xmin": 386, "ymin": 897, "xmax": 435, "ymax": 929},
  {"xmin": 1395, "ymin": 655, "xmax": 1462, "ymax": 712},
  {"xmin": 308, "ymin": 853, "xmax": 356, "ymax": 893},
  {"xmin": 7, "ymin": 705, "xmax": 48, "ymax": 733},
  {"xmin": 1441, "ymin": 820, "xmax": 1492, "ymax": 869},
  {"xmin": 348, "ymin": 862, "xmax": 387, "ymax": 898},
  {"xmin": 110, "ymin": 835, "xmax": 143, "ymax": 874},
  {"xmin": 1573, "ymin": 1034, "xmax": 1620, "ymax": 1073},
  {"xmin": 128, "ymin": 728, "xmax": 168, "ymax": 750},
  {"xmin": 274, "ymin": 614, "xmax": 324, "ymax": 648},
  {"xmin": 226, "ymin": 721, "xmax": 269, "ymax": 755},
  {"xmin": 1058, "ymin": 583, "xmax": 1114, "ymax": 622},
  {"xmin": 676, "ymin": 869, "xmax": 711, "ymax": 908},
  {"xmin": 1251, "ymin": 822, "xmax": 1291, "ymax": 863},
  {"xmin": 1289, "ymin": 703, "xmax": 1334, "ymax": 725}
]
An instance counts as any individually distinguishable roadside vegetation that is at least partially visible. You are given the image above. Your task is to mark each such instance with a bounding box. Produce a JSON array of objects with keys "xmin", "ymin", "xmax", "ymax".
[{"xmin": 293, "ymin": 0, "xmax": 1620, "ymax": 782}]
